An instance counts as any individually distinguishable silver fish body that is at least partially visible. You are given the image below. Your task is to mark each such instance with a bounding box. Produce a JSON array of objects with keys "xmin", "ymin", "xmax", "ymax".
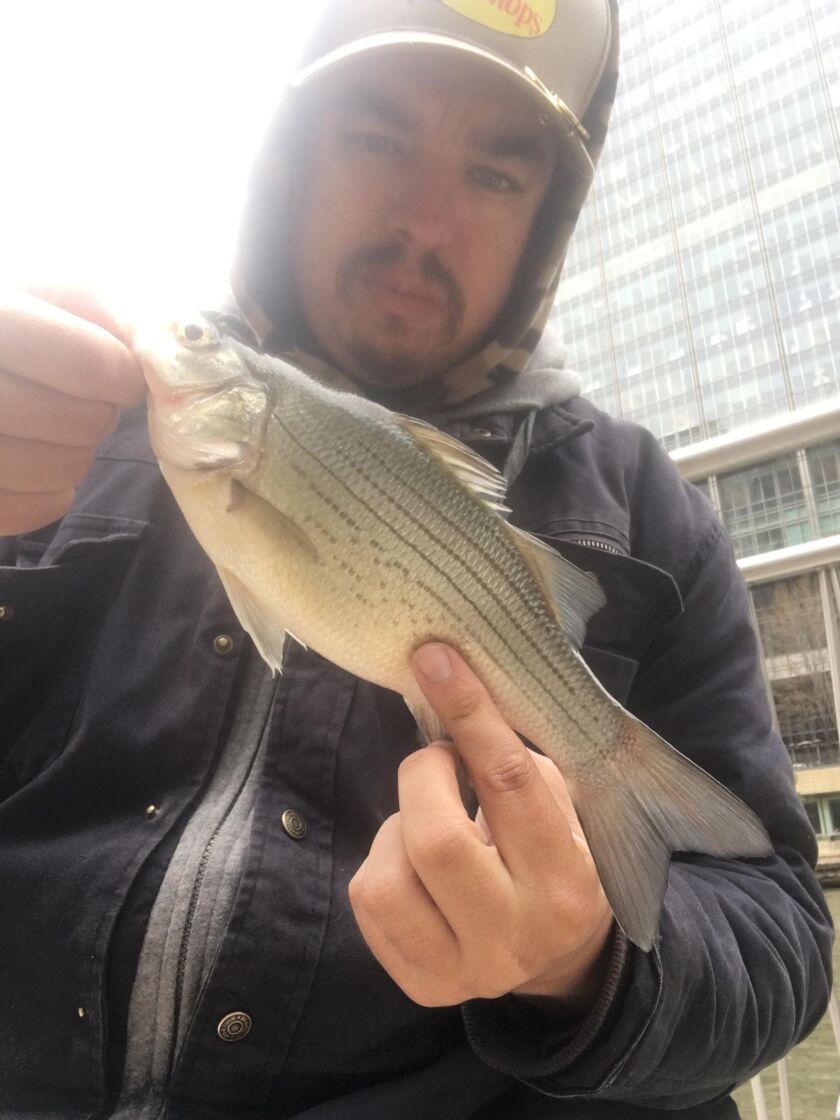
[{"xmin": 138, "ymin": 317, "xmax": 772, "ymax": 951}]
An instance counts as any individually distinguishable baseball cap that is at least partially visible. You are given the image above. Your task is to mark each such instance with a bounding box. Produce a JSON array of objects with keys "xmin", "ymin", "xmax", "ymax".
[{"xmin": 292, "ymin": 0, "xmax": 613, "ymax": 180}]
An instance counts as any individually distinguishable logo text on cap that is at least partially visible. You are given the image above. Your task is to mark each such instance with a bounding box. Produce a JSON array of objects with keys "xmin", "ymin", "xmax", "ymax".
[{"xmin": 440, "ymin": 0, "xmax": 556, "ymax": 39}]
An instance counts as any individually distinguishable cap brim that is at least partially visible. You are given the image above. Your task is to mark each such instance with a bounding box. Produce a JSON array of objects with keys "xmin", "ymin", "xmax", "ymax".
[{"xmin": 292, "ymin": 30, "xmax": 594, "ymax": 180}]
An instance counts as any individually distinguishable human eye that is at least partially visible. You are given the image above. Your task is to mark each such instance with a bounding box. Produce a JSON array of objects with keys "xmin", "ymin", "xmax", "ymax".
[{"xmin": 469, "ymin": 166, "xmax": 521, "ymax": 194}]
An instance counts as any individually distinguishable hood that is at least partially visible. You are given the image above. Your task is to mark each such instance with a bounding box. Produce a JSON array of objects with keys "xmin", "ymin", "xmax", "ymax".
[{"xmin": 231, "ymin": 0, "xmax": 619, "ymax": 416}]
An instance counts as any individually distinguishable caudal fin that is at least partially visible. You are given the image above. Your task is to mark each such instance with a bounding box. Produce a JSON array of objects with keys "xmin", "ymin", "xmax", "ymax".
[{"xmin": 571, "ymin": 715, "xmax": 772, "ymax": 951}]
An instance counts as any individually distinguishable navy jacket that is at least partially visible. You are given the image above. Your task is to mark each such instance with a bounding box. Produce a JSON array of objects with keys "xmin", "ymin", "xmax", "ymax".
[{"xmin": 0, "ymin": 396, "xmax": 832, "ymax": 1119}]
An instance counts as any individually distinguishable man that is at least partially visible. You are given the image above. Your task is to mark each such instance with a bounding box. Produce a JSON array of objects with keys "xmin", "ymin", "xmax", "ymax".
[{"xmin": 0, "ymin": 1, "xmax": 832, "ymax": 1117}]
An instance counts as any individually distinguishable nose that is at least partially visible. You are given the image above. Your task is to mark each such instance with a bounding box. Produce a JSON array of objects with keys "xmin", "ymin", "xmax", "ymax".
[{"xmin": 385, "ymin": 168, "xmax": 457, "ymax": 252}]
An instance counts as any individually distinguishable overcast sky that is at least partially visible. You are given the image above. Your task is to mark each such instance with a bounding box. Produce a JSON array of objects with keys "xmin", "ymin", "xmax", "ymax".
[{"xmin": 0, "ymin": 2, "xmax": 326, "ymax": 316}]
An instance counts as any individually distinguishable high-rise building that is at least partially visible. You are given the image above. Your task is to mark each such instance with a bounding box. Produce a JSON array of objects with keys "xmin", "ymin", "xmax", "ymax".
[{"xmin": 555, "ymin": 0, "xmax": 840, "ymax": 864}]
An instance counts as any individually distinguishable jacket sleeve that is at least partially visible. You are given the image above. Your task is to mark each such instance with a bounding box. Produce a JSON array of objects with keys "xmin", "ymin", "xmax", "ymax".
[{"xmin": 462, "ymin": 476, "xmax": 833, "ymax": 1108}]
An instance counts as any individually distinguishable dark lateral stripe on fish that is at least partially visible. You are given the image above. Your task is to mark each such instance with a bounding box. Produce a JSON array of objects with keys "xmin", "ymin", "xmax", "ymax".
[
  {"xmin": 352, "ymin": 432, "xmax": 591, "ymax": 713},
  {"xmin": 276, "ymin": 411, "xmax": 593, "ymax": 743},
  {"xmin": 291, "ymin": 454, "xmax": 499, "ymax": 638},
  {"xmin": 335, "ymin": 443, "xmax": 597, "ymax": 746},
  {"xmin": 340, "ymin": 436, "xmax": 594, "ymax": 734},
  {"xmin": 289, "ymin": 404, "xmax": 590, "ymax": 728}
]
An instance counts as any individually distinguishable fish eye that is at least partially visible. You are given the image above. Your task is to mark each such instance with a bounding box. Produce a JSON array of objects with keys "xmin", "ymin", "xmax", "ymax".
[{"xmin": 176, "ymin": 320, "xmax": 221, "ymax": 349}]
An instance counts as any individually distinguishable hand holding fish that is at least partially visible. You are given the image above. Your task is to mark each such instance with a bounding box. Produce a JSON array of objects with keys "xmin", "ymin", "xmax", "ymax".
[
  {"xmin": 349, "ymin": 642, "xmax": 615, "ymax": 1009},
  {"xmin": 0, "ymin": 288, "xmax": 144, "ymax": 535}
]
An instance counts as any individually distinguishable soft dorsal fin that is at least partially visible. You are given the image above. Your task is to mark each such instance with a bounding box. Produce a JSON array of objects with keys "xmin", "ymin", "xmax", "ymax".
[
  {"xmin": 395, "ymin": 414, "xmax": 510, "ymax": 513},
  {"xmin": 506, "ymin": 527, "xmax": 606, "ymax": 648}
]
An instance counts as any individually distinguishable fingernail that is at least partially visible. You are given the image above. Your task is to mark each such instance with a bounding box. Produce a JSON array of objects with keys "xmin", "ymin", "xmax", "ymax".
[{"xmin": 414, "ymin": 643, "xmax": 452, "ymax": 682}]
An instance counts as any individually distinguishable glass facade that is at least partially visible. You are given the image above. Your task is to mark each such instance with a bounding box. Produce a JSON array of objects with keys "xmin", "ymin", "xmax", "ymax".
[
  {"xmin": 555, "ymin": 1, "xmax": 840, "ymax": 780},
  {"xmin": 752, "ymin": 573, "xmax": 839, "ymax": 766},
  {"xmin": 555, "ymin": 0, "xmax": 840, "ymax": 452},
  {"xmin": 718, "ymin": 454, "xmax": 811, "ymax": 559},
  {"xmin": 807, "ymin": 440, "xmax": 840, "ymax": 534},
  {"xmin": 698, "ymin": 438, "xmax": 840, "ymax": 561},
  {"xmin": 692, "ymin": 441, "xmax": 840, "ymax": 764},
  {"xmin": 803, "ymin": 794, "xmax": 840, "ymax": 835}
]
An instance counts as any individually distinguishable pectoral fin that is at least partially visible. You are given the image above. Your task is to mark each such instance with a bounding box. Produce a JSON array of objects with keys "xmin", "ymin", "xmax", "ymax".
[{"xmin": 229, "ymin": 483, "xmax": 320, "ymax": 565}]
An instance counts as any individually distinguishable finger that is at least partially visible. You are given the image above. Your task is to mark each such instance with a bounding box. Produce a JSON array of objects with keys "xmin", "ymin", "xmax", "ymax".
[
  {"xmin": 349, "ymin": 813, "xmax": 460, "ymax": 1005},
  {"xmin": 0, "ymin": 368, "xmax": 118, "ymax": 448},
  {"xmin": 0, "ymin": 289, "xmax": 146, "ymax": 407},
  {"xmin": 24, "ymin": 285, "xmax": 133, "ymax": 346},
  {"xmin": 397, "ymin": 741, "xmax": 508, "ymax": 928},
  {"xmin": 412, "ymin": 643, "xmax": 577, "ymax": 885},
  {"xmin": 0, "ymin": 488, "xmax": 76, "ymax": 536},
  {"xmin": 0, "ymin": 435, "xmax": 95, "ymax": 494},
  {"xmin": 528, "ymin": 748, "xmax": 590, "ymax": 849}
]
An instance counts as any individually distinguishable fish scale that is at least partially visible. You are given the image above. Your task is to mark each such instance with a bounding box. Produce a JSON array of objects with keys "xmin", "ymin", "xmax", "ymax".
[
  {"xmin": 298, "ymin": 422, "xmax": 576, "ymax": 742},
  {"xmin": 139, "ymin": 316, "xmax": 773, "ymax": 952}
]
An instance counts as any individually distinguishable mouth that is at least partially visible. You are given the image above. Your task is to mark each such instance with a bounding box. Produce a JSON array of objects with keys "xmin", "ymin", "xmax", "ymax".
[{"xmin": 360, "ymin": 271, "xmax": 445, "ymax": 322}]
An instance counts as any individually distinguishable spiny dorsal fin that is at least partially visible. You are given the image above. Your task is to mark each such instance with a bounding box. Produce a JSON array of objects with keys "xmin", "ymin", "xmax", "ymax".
[
  {"xmin": 506, "ymin": 527, "xmax": 606, "ymax": 648},
  {"xmin": 395, "ymin": 414, "xmax": 510, "ymax": 512}
]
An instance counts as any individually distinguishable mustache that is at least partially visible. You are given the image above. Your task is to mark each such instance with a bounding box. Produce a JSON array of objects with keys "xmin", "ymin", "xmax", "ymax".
[{"xmin": 336, "ymin": 243, "xmax": 465, "ymax": 336}]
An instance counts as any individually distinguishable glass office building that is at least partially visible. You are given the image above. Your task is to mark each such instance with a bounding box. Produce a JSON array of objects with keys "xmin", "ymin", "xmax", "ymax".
[{"xmin": 555, "ymin": 0, "xmax": 840, "ymax": 839}]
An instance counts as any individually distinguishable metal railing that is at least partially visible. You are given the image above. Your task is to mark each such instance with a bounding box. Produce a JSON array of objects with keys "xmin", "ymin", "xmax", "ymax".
[{"xmin": 749, "ymin": 991, "xmax": 840, "ymax": 1119}]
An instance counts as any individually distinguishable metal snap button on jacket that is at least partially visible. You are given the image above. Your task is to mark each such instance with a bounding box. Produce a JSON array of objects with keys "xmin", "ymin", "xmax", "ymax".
[
  {"xmin": 217, "ymin": 1011, "xmax": 252, "ymax": 1042},
  {"xmin": 213, "ymin": 634, "xmax": 234, "ymax": 655},
  {"xmin": 281, "ymin": 809, "xmax": 307, "ymax": 840}
]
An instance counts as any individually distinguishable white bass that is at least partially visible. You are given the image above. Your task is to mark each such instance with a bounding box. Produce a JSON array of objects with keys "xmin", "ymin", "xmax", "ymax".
[{"xmin": 137, "ymin": 316, "xmax": 772, "ymax": 951}]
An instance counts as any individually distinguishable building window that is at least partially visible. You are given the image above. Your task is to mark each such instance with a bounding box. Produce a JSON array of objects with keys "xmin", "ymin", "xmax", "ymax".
[
  {"xmin": 553, "ymin": 0, "xmax": 840, "ymax": 453},
  {"xmin": 804, "ymin": 798, "xmax": 822, "ymax": 835},
  {"xmin": 718, "ymin": 456, "xmax": 811, "ymax": 558},
  {"xmin": 802, "ymin": 796, "xmax": 840, "ymax": 837},
  {"xmin": 807, "ymin": 441, "xmax": 840, "ymax": 536},
  {"xmin": 751, "ymin": 574, "xmax": 840, "ymax": 767}
]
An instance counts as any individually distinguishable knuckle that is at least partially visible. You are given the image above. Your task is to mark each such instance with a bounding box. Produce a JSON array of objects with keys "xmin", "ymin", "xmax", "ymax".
[
  {"xmin": 446, "ymin": 690, "xmax": 486, "ymax": 727},
  {"xmin": 509, "ymin": 932, "xmax": 544, "ymax": 982},
  {"xmin": 482, "ymin": 749, "xmax": 535, "ymax": 795},
  {"xmin": 402, "ymin": 978, "xmax": 458, "ymax": 1008},
  {"xmin": 397, "ymin": 750, "xmax": 427, "ymax": 780},
  {"xmin": 410, "ymin": 816, "xmax": 468, "ymax": 871},
  {"xmin": 465, "ymin": 954, "xmax": 514, "ymax": 1001},
  {"xmin": 471, "ymin": 975, "xmax": 508, "ymax": 1001},
  {"xmin": 352, "ymin": 869, "xmax": 404, "ymax": 918},
  {"xmin": 79, "ymin": 399, "xmax": 119, "ymax": 442},
  {"xmin": 400, "ymin": 957, "xmax": 468, "ymax": 1008}
]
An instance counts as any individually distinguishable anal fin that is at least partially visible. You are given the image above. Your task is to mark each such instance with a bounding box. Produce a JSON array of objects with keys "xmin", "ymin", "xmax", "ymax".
[
  {"xmin": 404, "ymin": 694, "xmax": 447, "ymax": 746},
  {"xmin": 216, "ymin": 566, "xmax": 305, "ymax": 676}
]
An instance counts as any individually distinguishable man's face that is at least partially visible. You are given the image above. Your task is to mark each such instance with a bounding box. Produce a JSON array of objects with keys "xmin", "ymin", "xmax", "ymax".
[{"xmin": 290, "ymin": 55, "xmax": 557, "ymax": 390}]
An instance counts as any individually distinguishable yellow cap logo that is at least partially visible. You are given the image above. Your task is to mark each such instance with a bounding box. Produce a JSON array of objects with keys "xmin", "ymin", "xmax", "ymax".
[{"xmin": 440, "ymin": 0, "xmax": 556, "ymax": 38}]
